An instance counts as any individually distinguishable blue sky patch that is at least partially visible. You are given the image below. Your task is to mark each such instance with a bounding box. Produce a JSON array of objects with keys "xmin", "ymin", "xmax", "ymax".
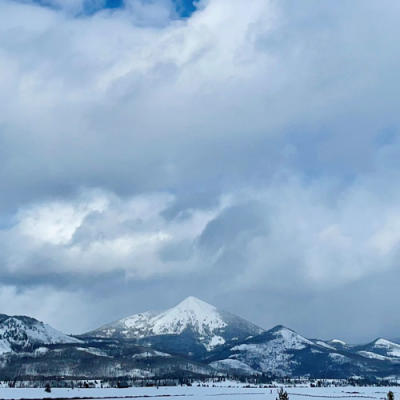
[{"xmin": 21, "ymin": 0, "xmax": 197, "ymax": 18}]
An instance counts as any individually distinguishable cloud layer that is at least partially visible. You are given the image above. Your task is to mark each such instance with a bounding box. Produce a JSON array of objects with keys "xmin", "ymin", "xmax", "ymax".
[{"xmin": 1, "ymin": 0, "xmax": 400, "ymax": 341}]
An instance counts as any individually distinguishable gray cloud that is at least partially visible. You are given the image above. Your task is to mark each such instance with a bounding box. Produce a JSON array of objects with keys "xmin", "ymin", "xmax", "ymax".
[{"xmin": 0, "ymin": 0, "xmax": 400, "ymax": 342}]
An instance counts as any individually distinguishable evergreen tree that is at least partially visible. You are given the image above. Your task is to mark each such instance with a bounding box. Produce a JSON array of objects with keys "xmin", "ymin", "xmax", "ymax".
[{"xmin": 276, "ymin": 388, "xmax": 289, "ymax": 400}]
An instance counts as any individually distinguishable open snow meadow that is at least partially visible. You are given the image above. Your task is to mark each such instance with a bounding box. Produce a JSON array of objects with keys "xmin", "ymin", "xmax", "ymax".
[{"xmin": 0, "ymin": 385, "xmax": 399, "ymax": 400}]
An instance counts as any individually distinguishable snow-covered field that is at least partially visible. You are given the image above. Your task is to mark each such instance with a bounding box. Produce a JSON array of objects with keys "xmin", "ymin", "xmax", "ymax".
[{"xmin": 0, "ymin": 385, "xmax": 398, "ymax": 400}]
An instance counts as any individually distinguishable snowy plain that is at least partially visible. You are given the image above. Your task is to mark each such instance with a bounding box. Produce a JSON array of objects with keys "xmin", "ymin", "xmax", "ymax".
[{"xmin": 0, "ymin": 385, "xmax": 398, "ymax": 400}]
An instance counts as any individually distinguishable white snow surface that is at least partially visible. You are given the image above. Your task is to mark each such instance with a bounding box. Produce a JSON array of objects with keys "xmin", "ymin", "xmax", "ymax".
[
  {"xmin": 131, "ymin": 350, "xmax": 171, "ymax": 359},
  {"xmin": 358, "ymin": 351, "xmax": 392, "ymax": 361},
  {"xmin": 1, "ymin": 385, "xmax": 400, "ymax": 400},
  {"xmin": 314, "ymin": 340, "xmax": 336, "ymax": 350},
  {"xmin": 330, "ymin": 339, "xmax": 347, "ymax": 346},
  {"xmin": 328, "ymin": 353, "xmax": 350, "ymax": 363},
  {"xmin": 273, "ymin": 327, "xmax": 315, "ymax": 348},
  {"xmin": 0, "ymin": 339, "xmax": 12, "ymax": 355},
  {"xmin": 151, "ymin": 297, "xmax": 227, "ymax": 335},
  {"xmin": 34, "ymin": 347, "xmax": 49, "ymax": 355},
  {"xmin": 122, "ymin": 312, "xmax": 156, "ymax": 330},
  {"xmin": 76, "ymin": 347, "xmax": 109, "ymax": 357},
  {"xmin": 210, "ymin": 358, "xmax": 258, "ymax": 374},
  {"xmin": 205, "ymin": 335, "xmax": 225, "ymax": 350},
  {"xmin": 371, "ymin": 338, "xmax": 400, "ymax": 357}
]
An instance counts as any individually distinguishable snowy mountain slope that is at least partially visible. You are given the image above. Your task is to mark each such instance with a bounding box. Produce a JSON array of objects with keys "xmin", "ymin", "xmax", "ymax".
[
  {"xmin": 85, "ymin": 297, "xmax": 264, "ymax": 353},
  {"xmin": 0, "ymin": 315, "xmax": 81, "ymax": 354},
  {"xmin": 206, "ymin": 325, "xmax": 400, "ymax": 378},
  {"xmin": 149, "ymin": 296, "xmax": 228, "ymax": 338},
  {"xmin": 353, "ymin": 338, "xmax": 400, "ymax": 360},
  {"xmin": 0, "ymin": 340, "xmax": 12, "ymax": 355},
  {"xmin": 210, "ymin": 358, "xmax": 258, "ymax": 375},
  {"xmin": 311, "ymin": 340, "xmax": 337, "ymax": 350},
  {"xmin": 207, "ymin": 325, "xmax": 317, "ymax": 376},
  {"xmin": 310, "ymin": 338, "xmax": 350, "ymax": 351},
  {"xmin": 327, "ymin": 339, "xmax": 349, "ymax": 350}
]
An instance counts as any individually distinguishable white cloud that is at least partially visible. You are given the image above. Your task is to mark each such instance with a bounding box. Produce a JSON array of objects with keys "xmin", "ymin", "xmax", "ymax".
[
  {"xmin": 1, "ymin": 190, "xmax": 219, "ymax": 278},
  {"xmin": 3, "ymin": 167, "xmax": 400, "ymax": 288},
  {"xmin": 17, "ymin": 194, "xmax": 108, "ymax": 245},
  {"xmin": 1, "ymin": 0, "xmax": 400, "ymax": 339}
]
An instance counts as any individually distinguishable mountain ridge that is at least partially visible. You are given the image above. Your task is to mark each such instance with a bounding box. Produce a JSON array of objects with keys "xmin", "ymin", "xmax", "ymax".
[
  {"xmin": 84, "ymin": 296, "xmax": 264, "ymax": 352},
  {"xmin": 1, "ymin": 297, "xmax": 400, "ymax": 380}
]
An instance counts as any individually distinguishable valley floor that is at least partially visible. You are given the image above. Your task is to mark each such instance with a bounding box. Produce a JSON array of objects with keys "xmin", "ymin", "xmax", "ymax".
[{"xmin": 0, "ymin": 385, "xmax": 398, "ymax": 400}]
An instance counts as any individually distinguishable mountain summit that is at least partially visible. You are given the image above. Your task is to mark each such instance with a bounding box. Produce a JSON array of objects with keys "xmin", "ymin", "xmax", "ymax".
[
  {"xmin": 0, "ymin": 314, "xmax": 81, "ymax": 355},
  {"xmin": 145, "ymin": 296, "xmax": 228, "ymax": 337},
  {"xmin": 85, "ymin": 296, "xmax": 264, "ymax": 352}
]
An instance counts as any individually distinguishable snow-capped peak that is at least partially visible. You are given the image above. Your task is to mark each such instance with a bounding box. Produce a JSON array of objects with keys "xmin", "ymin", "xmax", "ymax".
[
  {"xmin": 176, "ymin": 296, "xmax": 216, "ymax": 310},
  {"xmin": 373, "ymin": 338, "xmax": 398, "ymax": 347},
  {"xmin": 370, "ymin": 338, "xmax": 400, "ymax": 357},
  {"xmin": 330, "ymin": 339, "xmax": 347, "ymax": 345},
  {"xmin": 87, "ymin": 296, "xmax": 264, "ymax": 352},
  {"xmin": 269, "ymin": 325, "xmax": 314, "ymax": 348},
  {"xmin": 118, "ymin": 296, "xmax": 227, "ymax": 338},
  {"xmin": 353, "ymin": 337, "xmax": 400, "ymax": 360},
  {"xmin": 0, "ymin": 315, "xmax": 81, "ymax": 355},
  {"xmin": 151, "ymin": 296, "xmax": 226, "ymax": 336},
  {"xmin": 223, "ymin": 325, "xmax": 317, "ymax": 377}
]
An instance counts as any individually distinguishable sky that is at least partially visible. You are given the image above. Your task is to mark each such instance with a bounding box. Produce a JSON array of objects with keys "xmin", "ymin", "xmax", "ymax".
[{"xmin": 1, "ymin": 0, "xmax": 400, "ymax": 343}]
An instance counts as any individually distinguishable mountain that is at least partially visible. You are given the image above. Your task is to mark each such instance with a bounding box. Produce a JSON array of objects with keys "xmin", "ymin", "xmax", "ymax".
[
  {"xmin": 3, "ymin": 300, "xmax": 400, "ymax": 381},
  {"xmin": 208, "ymin": 325, "xmax": 314, "ymax": 375},
  {"xmin": 207, "ymin": 325, "xmax": 400, "ymax": 379},
  {"xmin": 0, "ymin": 312, "xmax": 216, "ymax": 380},
  {"xmin": 0, "ymin": 314, "xmax": 81, "ymax": 355},
  {"xmin": 353, "ymin": 338, "xmax": 400, "ymax": 361},
  {"xmin": 84, "ymin": 296, "xmax": 264, "ymax": 357}
]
